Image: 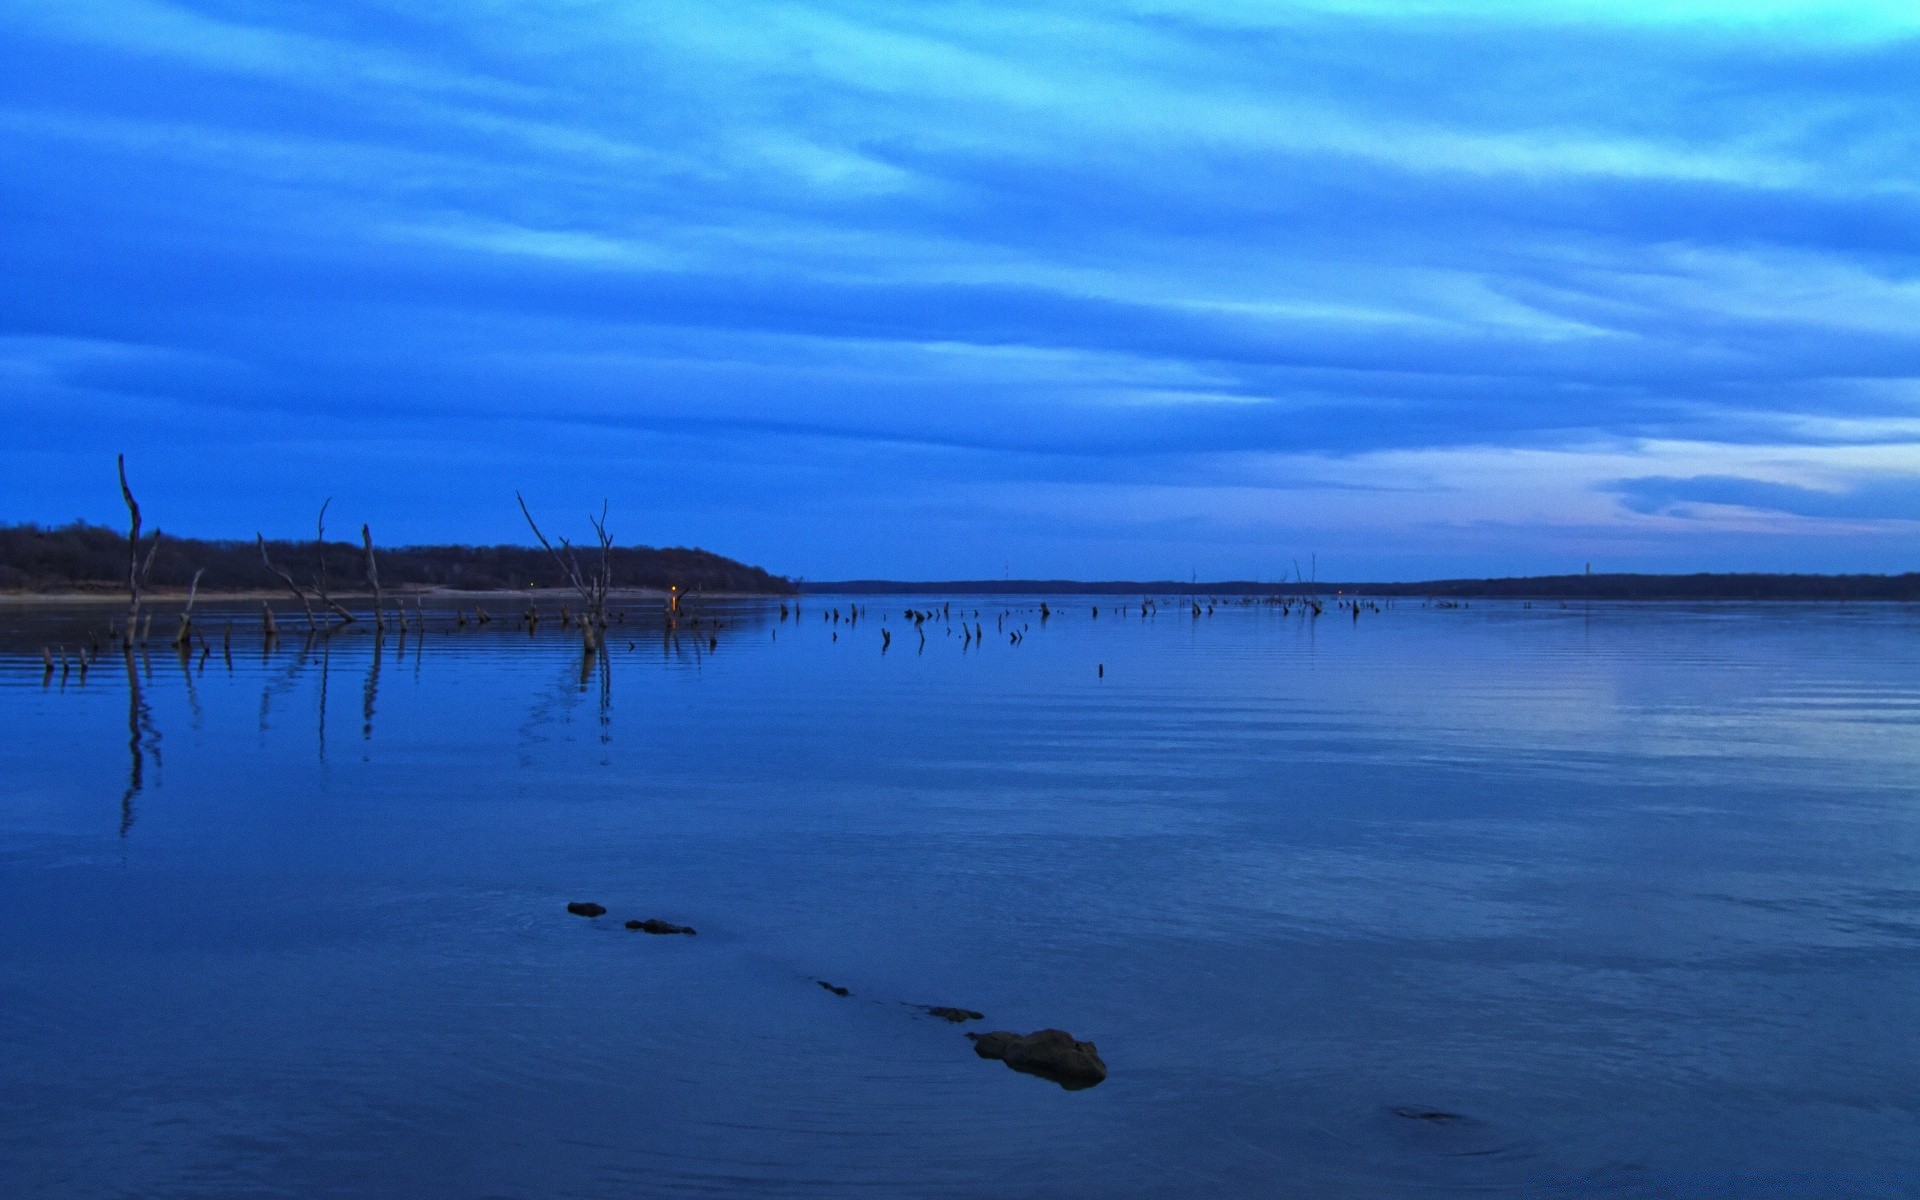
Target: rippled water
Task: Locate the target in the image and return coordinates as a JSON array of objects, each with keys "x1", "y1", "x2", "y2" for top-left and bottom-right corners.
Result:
[{"x1": 3, "y1": 596, "x2": 1918, "y2": 1199}]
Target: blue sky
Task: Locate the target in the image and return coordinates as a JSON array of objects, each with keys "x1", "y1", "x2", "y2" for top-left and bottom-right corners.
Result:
[{"x1": 3, "y1": 0, "x2": 1917, "y2": 580}]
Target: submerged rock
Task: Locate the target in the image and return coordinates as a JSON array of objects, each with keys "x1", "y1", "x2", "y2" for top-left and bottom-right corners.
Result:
[
  {"x1": 625, "y1": 919, "x2": 696, "y2": 935},
  {"x1": 817, "y1": 981, "x2": 850, "y2": 997},
  {"x1": 967, "y1": 1029, "x2": 1106, "y2": 1090},
  {"x1": 566, "y1": 901, "x2": 607, "y2": 918},
  {"x1": 923, "y1": 1006, "x2": 985, "y2": 1023}
]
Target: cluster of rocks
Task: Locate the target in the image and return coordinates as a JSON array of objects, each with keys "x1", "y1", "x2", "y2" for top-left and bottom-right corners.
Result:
[
  {"x1": 564, "y1": 901, "x2": 1104, "y2": 1090},
  {"x1": 923, "y1": 1006, "x2": 984, "y2": 1023},
  {"x1": 567, "y1": 901, "x2": 694, "y2": 935}
]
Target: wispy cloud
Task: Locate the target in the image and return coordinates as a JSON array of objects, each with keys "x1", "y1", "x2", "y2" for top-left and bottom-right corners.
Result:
[
  {"x1": 2, "y1": 0, "x2": 1917, "y2": 574},
  {"x1": 1610, "y1": 473, "x2": 1920, "y2": 521}
]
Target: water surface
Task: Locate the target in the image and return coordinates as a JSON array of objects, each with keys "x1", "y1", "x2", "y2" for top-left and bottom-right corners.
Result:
[{"x1": 3, "y1": 597, "x2": 1918, "y2": 1198}]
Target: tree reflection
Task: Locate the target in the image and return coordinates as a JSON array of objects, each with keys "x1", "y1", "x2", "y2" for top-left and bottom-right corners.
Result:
[
  {"x1": 362, "y1": 631, "x2": 383, "y2": 742},
  {"x1": 120, "y1": 649, "x2": 159, "y2": 838}
]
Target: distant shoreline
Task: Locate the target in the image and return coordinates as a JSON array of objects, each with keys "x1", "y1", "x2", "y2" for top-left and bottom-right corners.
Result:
[
  {"x1": 11, "y1": 574, "x2": 1920, "y2": 604},
  {"x1": 0, "y1": 587, "x2": 751, "y2": 606},
  {"x1": 0, "y1": 522, "x2": 797, "y2": 597},
  {"x1": 803, "y1": 573, "x2": 1920, "y2": 602}
]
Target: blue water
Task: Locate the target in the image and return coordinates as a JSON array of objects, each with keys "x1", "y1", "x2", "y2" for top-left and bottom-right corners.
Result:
[{"x1": 3, "y1": 597, "x2": 1918, "y2": 1199}]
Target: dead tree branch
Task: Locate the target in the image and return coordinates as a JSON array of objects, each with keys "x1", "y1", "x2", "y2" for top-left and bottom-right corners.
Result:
[
  {"x1": 517, "y1": 492, "x2": 612, "y2": 650},
  {"x1": 586, "y1": 501, "x2": 613, "y2": 622},
  {"x1": 313, "y1": 500, "x2": 355, "y2": 626},
  {"x1": 116, "y1": 454, "x2": 161, "y2": 649},
  {"x1": 172, "y1": 568, "x2": 205, "y2": 648},
  {"x1": 362, "y1": 524, "x2": 384, "y2": 633},
  {"x1": 259, "y1": 534, "x2": 318, "y2": 632}
]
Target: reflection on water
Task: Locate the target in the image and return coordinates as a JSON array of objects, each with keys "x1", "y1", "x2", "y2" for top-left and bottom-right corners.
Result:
[
  {"x1": 362, "y1": 632, "x2": 382, "y2": 743},
  {"x1": 1, "y1": 596, "x2": 1918, "y2": 1199},
  {"x1": 317, "y1": 634, "x2": 329, "y2": 764},
  {"x1": 119, "y1": 648, "x2": 155, "y2": 838}
]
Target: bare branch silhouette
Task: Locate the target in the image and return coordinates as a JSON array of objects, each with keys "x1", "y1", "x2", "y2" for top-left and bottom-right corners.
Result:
[
  {"x1": 361, "y1": 523, "x2": 384, "y2": 633},
  {"x1": 171, "y1": 567, "x2": 205, "y2": 648},
  {"x1": 259, "y1": 534, "x2": 317, "y2": 632},
  {"x1": 116, "y1": 454, "x2": 161, "y2": 648},
  {"x1": 517, "y1": 492, "x2": 612, "y2": 651},
  {"x1": 313, "y1": 500, "x2": 355, "y2": 626}
]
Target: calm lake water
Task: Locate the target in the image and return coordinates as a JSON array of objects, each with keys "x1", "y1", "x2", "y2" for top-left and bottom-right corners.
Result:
[{"x1": 3, "y1": 596, "x2": 1918, "y2": 1199}]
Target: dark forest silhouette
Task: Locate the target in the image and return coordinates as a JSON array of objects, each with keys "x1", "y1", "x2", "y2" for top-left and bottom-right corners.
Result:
[{"x1": 0, "y1": 521, "x2": 795, "y2": 595}]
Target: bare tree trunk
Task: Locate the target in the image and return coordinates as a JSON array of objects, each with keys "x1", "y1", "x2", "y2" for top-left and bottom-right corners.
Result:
[
  {"x1": 584, "y1": 502, "x2": 612, "y2": 649},
  {"x1": 361, "y1": 524, "x2": 384, "y2": 633},
  {"x1": 118, "y1": 455, "x2": 141, "y2": 648},
  {"x1": 316, "y1": 499, "x2": 331, "y2": 618},
  {"x1": 172, "y1": 568, "x2": 205, "y2": 648},
  {"x1": 117, "y1": 455, "x2": 161, "y2": 650}
]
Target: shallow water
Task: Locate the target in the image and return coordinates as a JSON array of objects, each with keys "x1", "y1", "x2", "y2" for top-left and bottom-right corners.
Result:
[{"x1": 3, "y1": 597, "x2": 1918, "y2": 1199}]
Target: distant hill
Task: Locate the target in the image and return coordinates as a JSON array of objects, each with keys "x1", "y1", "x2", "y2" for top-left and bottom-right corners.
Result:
[
  {"x1": 0, "y1": 522, "x2": 795, "y2": 595},
  {"x1": 807, "y1": 573, "x2": 1920, "y2": 601}
]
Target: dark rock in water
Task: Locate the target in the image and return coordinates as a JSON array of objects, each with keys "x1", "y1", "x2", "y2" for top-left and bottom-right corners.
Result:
[
  {"x1": 566, "y1": 902, "x2": 607, "y2": 918},
  {"x1": 817, "y1": 981, "x2": 850, "y2": 996},
  {"x1": 625, "y1": 919, "x2": 696, "y2": 935},
  {"x1": 924, "y1": 1006, "x2": 985, "y2": 1023},
  {"x1": 1392, "y1": 1107, "x2": 1464, "y2": 1122},
  {"x1": 967, "y1": 1029, "x2": 1106, "y2": 1090}
]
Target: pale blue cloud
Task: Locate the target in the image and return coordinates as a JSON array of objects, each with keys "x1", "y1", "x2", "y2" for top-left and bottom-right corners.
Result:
[{"x1": 1611, "y1": 474, "x2": 1920, "y2": 521}]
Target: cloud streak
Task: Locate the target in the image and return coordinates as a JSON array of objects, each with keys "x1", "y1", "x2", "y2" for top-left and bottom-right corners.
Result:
[
  {"x1": 1611, "y1": 474, "x2": 1920, "y2": 521},
  {"x1": 2, "y1": 0, "x2": 1917, "y2": 575}
]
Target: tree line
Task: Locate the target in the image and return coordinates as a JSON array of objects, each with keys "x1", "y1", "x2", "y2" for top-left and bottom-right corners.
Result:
[{"x1": 0, "y1": 521, "x2": 795, "y2": 596}]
